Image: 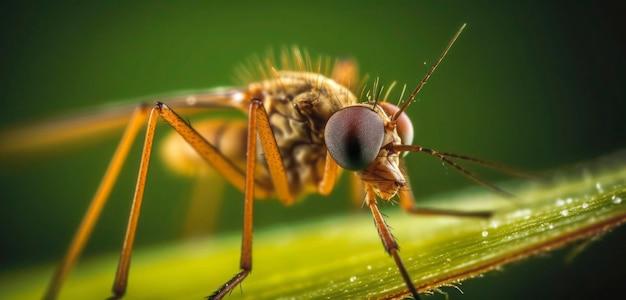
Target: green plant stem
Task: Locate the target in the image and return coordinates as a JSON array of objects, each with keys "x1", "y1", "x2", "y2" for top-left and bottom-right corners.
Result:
[{"x1": 1, "y1": 158, "x2": 625, "y2": 299}]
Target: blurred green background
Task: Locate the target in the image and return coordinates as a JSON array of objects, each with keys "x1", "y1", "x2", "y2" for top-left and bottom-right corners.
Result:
[{"x1": 0, "y1": 1, "x2": 624, "y2": 299}]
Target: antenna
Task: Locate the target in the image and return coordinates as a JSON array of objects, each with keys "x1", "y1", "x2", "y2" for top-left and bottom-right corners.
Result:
[{"x1": 392, "y1": 23, "x2": 467, "y2": 121}]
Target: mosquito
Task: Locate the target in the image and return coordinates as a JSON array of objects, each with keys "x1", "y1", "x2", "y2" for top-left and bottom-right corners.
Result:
[{"x1": 3, "y1": 23, "x2": 532, "y2": 300}]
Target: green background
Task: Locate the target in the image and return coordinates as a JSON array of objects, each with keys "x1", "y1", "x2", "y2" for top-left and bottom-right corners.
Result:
[{"x1": 1, "y1": 1, "x2": 624, "y2": 299}]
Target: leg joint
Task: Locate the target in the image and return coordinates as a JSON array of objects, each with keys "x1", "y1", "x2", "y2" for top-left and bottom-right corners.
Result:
[
  {"x1": 383, "y1": 240, "x2": 399, "y2": 254},
  {"x1": 240, "y1": 263, "x2": 252, "y2": 272},
  {"x1": 250, "y1": 97, "x2": 263, "y2": 106}
]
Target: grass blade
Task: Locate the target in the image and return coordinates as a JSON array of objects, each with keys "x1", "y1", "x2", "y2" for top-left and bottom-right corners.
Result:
[{"x1": 1, "y1": 154, "x2": 625, "y2": 299}]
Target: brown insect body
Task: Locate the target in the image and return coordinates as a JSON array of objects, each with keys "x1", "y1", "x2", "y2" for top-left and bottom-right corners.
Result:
[
  {"x1": 162, "y1": 71, "x2": 407, "y2": 202},
  {"x1": 9, "y1": 24, "x2": 523, "y2": 300}
]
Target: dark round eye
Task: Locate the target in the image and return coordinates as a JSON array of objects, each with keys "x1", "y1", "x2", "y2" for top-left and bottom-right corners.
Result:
[
  {"x1": 380, "y1": 102, "x2": 414, "y2": 145},
  {"x1": 324, "y1": 106, "x2": 385, "y2": 170}
]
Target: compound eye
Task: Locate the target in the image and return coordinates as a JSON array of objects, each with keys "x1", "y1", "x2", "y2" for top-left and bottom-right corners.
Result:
[
  {"x1": 324, "y1": 106, "x2": 385, "y2": 170},
  {"x1": 380, "y1": 102, "x2": 414, "y2": 145}
]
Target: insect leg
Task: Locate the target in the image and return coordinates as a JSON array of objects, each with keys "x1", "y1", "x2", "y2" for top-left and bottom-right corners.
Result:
[
  {"x1": 110, "y1": 102, "x2": 269, "y2": 298},
  {"x1": 254, "y1": 100, "x2": 294, "y2": 205},
  {"x1": 162, "y1": 105, "x2": 272, "y2": 196},
  {"x1": 43, "y1": 105, "x2": 148, "y2": 300},
  {"x1": 318, "y1": 151, "x2": 339, "y2": 195},
  {"x1": 110, "y1": 105, "x2": 159, "y2": 298},
  {"x1": 208, "y1": 98, "x2": 262, "y2": 300},
  {"x1": 366, "y1": 186, "x2": 421, "y2": 300}
]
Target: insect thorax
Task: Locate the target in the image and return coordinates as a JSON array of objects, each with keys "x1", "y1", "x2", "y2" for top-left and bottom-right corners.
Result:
[{"x1": 249, "y1": 71, "x2": 356, "y2": 197}]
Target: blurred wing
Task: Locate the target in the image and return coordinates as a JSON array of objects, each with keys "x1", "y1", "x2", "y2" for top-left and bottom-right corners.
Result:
[{"x1": 0, "y1": 87, "x2": 246, "y2": 155}]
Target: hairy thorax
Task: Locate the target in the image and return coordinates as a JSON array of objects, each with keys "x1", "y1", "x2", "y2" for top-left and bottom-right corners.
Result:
[
  {"x1": 162, "y1": 72, "x2": 356, "y2": 200},
  {"x1": 249, "y1": 71, "x2": 356, "y2": 197}
]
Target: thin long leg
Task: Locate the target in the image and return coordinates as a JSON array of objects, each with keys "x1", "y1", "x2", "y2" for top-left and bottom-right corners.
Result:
[
  {"x1": 318, "y1": 151, "x2": 339, "y2": 195},
  {"x1": 110, "y1": 101, "x2": 268, "y2": 298},
  {"x1": 161, "y1": 104, "x2": 267, "y2": 196},
  {"x1": 253, "y1": 101, "x2": 293, "y2": 204},
  {"x1": 208, "y1": 99, "x2": 261, "y2": 300},
  {"x1": 111, "y1": 105, "x2": 160, "y2": 297},
  {"x1": 366, "y1": 186, "x2": 420, "y2": 300},
  {"x1": 43, "y1": 105, "x2": 147, "y2": 300}
]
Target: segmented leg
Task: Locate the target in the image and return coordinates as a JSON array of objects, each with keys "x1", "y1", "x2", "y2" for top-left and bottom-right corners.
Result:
[
  {"x1": 253, "y1": 99, "x2": 293, "y2": 205},
  {"x1": 318, "y1": 151, "x2": 339, "y2": 195},
  {"x1": 110, "y1": 106, "x2": 160, "y2": 297},
  {"x1": 366, "y1": 186, "x2": 421, "y2": 300},
  {"x1": 109, "y1": 101, "x2": 280, "y2": 298},
  {"x1": 209, "y1": 97, "x2": 294, "y2": 298},
  {"x1": 43, "y1": 91, "x2": 259, "y2": 300},
  {"x1": 44, "y1": 105, "x2": 148, "y2": 300},
  {"x1": 207, "y1": 99, "x2": 259, "y2": 299}
]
